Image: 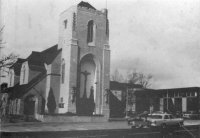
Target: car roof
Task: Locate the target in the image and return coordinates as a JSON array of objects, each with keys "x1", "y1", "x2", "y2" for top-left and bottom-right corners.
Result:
[{"x1": 151, "y1": 113, "x2": 171, "y2": 116}]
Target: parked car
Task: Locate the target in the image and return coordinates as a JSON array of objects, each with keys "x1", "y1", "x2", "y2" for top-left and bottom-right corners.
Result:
[
  {"x1": 175, "y1": 111, "x2": 183, "y2": 118},
  {"x1": 127, "y1": 116, "x2": 150, "y2": 128},
  {"x1": 148, "y1": 113, "x2": 184, "y2": 128},
  {"x1": 127, "y1": 111, "x2": 150, "y2": 128},
  {"x1": 183, "y1": 111, "x2": 200, "y2": 120}
]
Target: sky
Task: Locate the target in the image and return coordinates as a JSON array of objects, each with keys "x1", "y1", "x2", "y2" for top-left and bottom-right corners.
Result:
[{"x1": 1, "y1": 0, "x2": 200, "y2": 89}]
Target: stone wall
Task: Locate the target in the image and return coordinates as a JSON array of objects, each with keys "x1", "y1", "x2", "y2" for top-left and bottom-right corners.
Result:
[{"x1": 49, "y1": 52, "x2": 61, "y2": 113}]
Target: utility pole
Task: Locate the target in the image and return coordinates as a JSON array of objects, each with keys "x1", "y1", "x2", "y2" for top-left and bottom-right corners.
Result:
[{"x1": 125, "y1": 87, "x2": 129, "y2": 118}]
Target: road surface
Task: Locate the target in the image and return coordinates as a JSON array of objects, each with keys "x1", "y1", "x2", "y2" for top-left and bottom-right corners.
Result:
[{"x1": 1, "y1": 120, "x2": 200, "y2": 132}]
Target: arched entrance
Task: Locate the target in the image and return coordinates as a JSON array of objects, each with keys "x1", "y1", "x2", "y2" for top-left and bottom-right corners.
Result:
[
  {"x1": 77, "y1": 54, "x2": 99, "y2": 115},
  {"x1": 24, "y1": 95, "x2": 35, "y2": 115}
]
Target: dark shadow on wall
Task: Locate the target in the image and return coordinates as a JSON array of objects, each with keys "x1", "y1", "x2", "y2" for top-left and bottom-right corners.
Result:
[
  {"x1": 41, "y1": 97, "x2": 46, "y2": 114},
  {"x1": 47, "y1": 88, "x2": 56, "y2": 114},
  {"x1": 24, "y1": 95, "x2": 35, "y2": 115},
  {"x1": 76, "y1": 87, "x2": 95, "y2": 116},
  {"x1": 109, "y1": 92, "x2": 125, "y2": 118}
]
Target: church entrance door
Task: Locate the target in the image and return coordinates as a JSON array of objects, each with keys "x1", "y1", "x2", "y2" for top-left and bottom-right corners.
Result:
[{"x1": 24, "y1": 95, "x2": 35, "y2": 115}]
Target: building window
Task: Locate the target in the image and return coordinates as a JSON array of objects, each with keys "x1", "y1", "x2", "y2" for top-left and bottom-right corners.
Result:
[
  {"x1": 23, "y1": 66, "x2": 26, "y2": 84},
  {"x1": 87, "y1": 20, "x2": 94, "y2": 43},
  {"x1": 59, "y1": 97, "x2": 64, "y2": 108},
  {"x1": 9, "y1": 71, "x2": 13, "y2": 87},
  {"x1": 60, "y1": 97, "x2": 63, "y2": 103},
  {"x1": 64, "y1": 19, "x2": 67, "y2": 29},
  {"x1": 73, "y1": 12, "x2": 76, "y2": 31},
  {"x1": 191, "y1": 92, "x2": 195, "y2": 97},
  {"x1": 174, "y1": 92, "x2": 178, "y2": 97},
  {"x1": 61, "y1": 59, "x2": 65, "y2": 83},
  {"x1": 168, "y1": 92, "x2": 173, "y2": 98},
  {"x1": 106, "y1": 19, "x2": 109, "y2": 37},
  {"x1": 59, "y1": 103, "x2": 64, "y2": 108}
]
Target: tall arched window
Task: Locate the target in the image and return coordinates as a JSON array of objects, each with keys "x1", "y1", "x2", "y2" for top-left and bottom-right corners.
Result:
[
  {"x1": 9, "y1": 71, "x2": 13, "y2": 87},
  {"x1": 73, "y1": 12, "x2": 76, "y2": 31},
  {"x1": 61, "y1": 59, "x2": 65, "y2": 83},
  {"x1": 87, "y1": 20, "x2": 94, "y2": 43},
  {"x1": 23, "y1": 66, "x2": 26, "y2": 84}
]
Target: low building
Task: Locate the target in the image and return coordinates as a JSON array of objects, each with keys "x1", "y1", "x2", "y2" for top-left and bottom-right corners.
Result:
[
  {"x1": 133, "y1": 87, "x2": 200, "y2": 114},
  {"x1": 110, "y1": 82, "x2": 200, "y2": 117},
  {"x1": 155, "y1": 87, "x2": 200, "y2": 113},
  {"x1": 109, "y1": 81, "x2": 143, "y2": 118}
]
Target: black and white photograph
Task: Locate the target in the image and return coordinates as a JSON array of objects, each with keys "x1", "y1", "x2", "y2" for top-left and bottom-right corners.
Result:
[{"x1": 1, "y1": 0, "x2": 200, "y2": 137}]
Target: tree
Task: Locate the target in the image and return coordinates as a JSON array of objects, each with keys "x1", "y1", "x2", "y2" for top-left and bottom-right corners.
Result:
[
  {"x1": 47, "y1": 88, "x2": 56, "y2": 114},
  {"x1": 137, "y1": 73, "x2": 153, "y2": 88},
  {"x1": 111, "y1": 69, "x2": 124, "y2": 82},
  {"x1": 111, "y1": 68, "x2": 153, "y2": 88},
  {"x1": 0, "y1": 53, "x2": 18, "y2": 68},
  {"x1": 126, "y1": 69, "x2": 153, "y2": 88},
  {"x1": 0, "y1": 53, "x2": 18, "y2": 86},
  {"x1": 127, "y1": 69, "x2": 139, "y2": 84}
]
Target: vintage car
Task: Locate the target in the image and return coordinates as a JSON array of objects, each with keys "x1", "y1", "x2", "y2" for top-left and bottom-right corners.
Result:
[
  {"x1": 183, "y1": 111, "x2": 200, "y2": 120},
  {"x1": 127, "y1": 116, "x2": 150, "y2": 128},
  {"x1": 148, "y1": 113, "x2": 184, "y2": 128},
  {"x1": 127, "y1": 111, "x2": 151, "y2": 128}
]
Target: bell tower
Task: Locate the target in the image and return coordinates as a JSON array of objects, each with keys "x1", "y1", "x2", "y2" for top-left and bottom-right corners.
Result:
[{"x1": 58, "y1": 1, "x2": 110, "y2": 117}]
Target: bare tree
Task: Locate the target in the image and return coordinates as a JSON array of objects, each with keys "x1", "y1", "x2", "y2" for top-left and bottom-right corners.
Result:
[
  {"x1": 111, "y1": 68, "x2": 153, "y2": 88},
  {"x1": 0, "y1": 53, "x2": 18, "y2": 68},
  {"x1": 127, "y1": 69, "x2": 139, "y2": 84},
  {"x1": 111, "y1": 69, "x2": 124, "y2": 82},
  {"x1": 126, "y1": 69, "x2": 153, "y2": 88},
  {"x1": 137, "y1": 73, "x2": 153, "y2": 88}
]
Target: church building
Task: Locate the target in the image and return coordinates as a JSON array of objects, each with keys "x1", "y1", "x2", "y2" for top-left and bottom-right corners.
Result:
[{"x1": 1, "y1": 1, "x2": 110, "y2": 119}]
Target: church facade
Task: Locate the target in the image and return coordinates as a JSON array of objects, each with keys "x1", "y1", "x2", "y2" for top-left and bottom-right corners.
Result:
[
  {"x1": 58, "y1": 2, "x2": 110, "y2": 115},
  {"x1": 1, "y1": 2, "x2": 110, "y2": 118}
]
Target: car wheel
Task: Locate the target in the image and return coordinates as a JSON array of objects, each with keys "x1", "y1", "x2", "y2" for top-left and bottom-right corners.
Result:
[
  {"x1": 179, "y1": 122, "x2": 183, "y2": 127},
  {"x1": 131, "y1": 126, "x2": 136, "y2": 129},
  {"x1": 161, "y1": 123, "x2": 167, "y2": 129}
]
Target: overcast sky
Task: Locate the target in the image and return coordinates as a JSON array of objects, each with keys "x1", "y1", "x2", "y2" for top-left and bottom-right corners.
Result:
[{"x1": 1, "y1": 0, "x2": 200, "y2": 89}]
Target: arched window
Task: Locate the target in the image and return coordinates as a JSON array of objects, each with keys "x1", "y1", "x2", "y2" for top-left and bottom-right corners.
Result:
[
  {"x1": 23, "y1": 66, "x2": 26, "y2": 84},
  {"x1": 61, "y1": 59, "x2": 65, "y2": 83},
  {"x1": 64, "y1": 19, "x2": 67, "y2": 29},
  {"x1": 73, "y1": 12, "x2": 76, "y2": 31},
  {"x1": 9, "y1": 71, "x2": 13, "y2": 87},
  {"x1": 87, "y1": 20, "x2": 95, "y2": 43}
]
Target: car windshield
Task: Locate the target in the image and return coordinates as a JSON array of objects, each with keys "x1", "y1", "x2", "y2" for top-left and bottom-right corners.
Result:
[{"x1": 149, "y1": 115, "x2": 162, "y2": 119}]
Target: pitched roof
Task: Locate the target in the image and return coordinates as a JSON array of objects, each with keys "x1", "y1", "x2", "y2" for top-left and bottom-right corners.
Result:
[
  {"x1": 5, "y1": 45, "x2": 60, "y2": 98},
  {"x1": 78, "y1": 1, "x2": 96, "y2": 10},
  {"x1": 41, "y1": 45, "x2": 61, "y2": 65},
  {"x1": 10, "y1": 58, "x2": 26, "y2": 76},
  {"x1": 26, "y1": 44, "x2": 61, "y2": 70},
  {"x1": 27, "y1": 51, "x2": 44, "y2": 66},
  {"x1": 7, "y1": 70, "x2": 46, "y2": 99}
]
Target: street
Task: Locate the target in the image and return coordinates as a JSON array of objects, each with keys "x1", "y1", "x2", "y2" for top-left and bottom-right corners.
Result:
[{"x1": 1, "y1": 120, "x2": 200, "y2": 132}]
